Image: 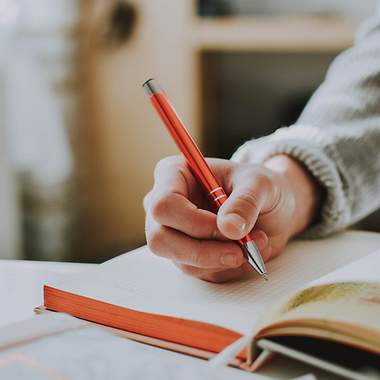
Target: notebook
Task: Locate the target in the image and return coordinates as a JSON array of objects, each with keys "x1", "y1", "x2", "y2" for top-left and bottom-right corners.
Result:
[{"x1": 42, "y1": 231, "x2": 380, "y2": 375}]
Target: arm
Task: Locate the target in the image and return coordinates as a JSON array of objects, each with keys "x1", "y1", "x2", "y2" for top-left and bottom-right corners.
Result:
[{"x1": 232, "y1": 13, "x2": 380, "y2": 237}]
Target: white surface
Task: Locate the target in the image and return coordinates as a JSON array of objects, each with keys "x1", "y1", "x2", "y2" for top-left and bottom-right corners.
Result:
[
  {"x1": 0, "y1": 260, "x2": 93, "y2": 327},
  {"x1": 47, "y1": 231, "x2": 380, "y2": 334}
]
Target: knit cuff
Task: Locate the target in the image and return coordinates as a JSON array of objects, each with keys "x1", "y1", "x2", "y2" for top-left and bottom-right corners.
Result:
[{"x1": 231, "y1": 126, "x2": 350, "y2": 238}]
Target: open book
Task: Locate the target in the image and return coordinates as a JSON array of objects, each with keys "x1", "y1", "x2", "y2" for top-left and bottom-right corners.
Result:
[{"x1": 43, "y1": 231, "x2": 380, "y2": 377}]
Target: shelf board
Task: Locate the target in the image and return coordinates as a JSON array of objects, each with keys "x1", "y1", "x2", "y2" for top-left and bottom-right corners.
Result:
[{"x1": 191, "y1": 16, "x2": 358, "y2": 52}]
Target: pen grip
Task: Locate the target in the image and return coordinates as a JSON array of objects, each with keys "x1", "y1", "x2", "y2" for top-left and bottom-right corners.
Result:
[{"x1": 208, "y1": 186, "x2": 228, "y2": 209}]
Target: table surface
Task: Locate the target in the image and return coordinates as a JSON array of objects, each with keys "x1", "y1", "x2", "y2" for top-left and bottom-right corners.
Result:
[{"x1": 0, "y1": 258, "x2": 351, "y2": 379}]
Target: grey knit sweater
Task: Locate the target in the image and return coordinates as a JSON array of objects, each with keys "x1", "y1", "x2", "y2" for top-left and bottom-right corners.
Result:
[{"x1": 232, "y1": 12, "x2": 380, "y2": 237}]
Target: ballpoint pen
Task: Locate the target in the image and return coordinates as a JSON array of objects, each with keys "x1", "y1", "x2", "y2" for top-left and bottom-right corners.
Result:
[{"x1": 143, "y1": 78, "x2": 268, "y2": 280}]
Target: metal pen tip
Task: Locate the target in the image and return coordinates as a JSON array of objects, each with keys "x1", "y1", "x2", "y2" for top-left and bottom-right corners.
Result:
[
  {"x1": 262, "y1": 273, "x2": 269, "y2": 281},
  {"x1": 142, "y1": 78, "x2": 163, "y2": 96},
  {"x1": 242, "y1": 240, "x2": 268, "y2": 279}
]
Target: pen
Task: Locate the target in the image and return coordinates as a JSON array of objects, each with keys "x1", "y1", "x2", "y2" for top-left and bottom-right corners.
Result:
[{"x1": 143, "y1": 78, "x2": 268, "y2": 280}]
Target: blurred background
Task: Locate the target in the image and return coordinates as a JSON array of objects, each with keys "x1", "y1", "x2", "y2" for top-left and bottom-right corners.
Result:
[{"x1": 0, "y1": 0, "x2": 378, "y2": 263}]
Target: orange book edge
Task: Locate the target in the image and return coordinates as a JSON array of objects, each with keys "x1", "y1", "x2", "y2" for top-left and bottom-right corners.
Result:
[{"x1": 44, "y1": 285, "x2": 247, "y2": 362}]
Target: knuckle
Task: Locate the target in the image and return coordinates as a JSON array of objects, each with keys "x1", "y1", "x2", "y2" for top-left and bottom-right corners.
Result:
[
  {"x1": 189, "y1": 241, "x2": 223, "y2": 268},
  {"x1": 146, "y1": 226, "x2": 166, "y2": 254},
  {"x1": 151, "y1": 194, "x2": 172, "y2": 221},
  {"x1": 187, "y1": 217, "x2": 214, "y2": 239},
  {"x1": 189, "y1": 248, "x2": 204, "y2": 268},
  {"x1": 187, "y1": 222, "x2": 200, "y2": 238},
  {"x1": 255, "y1": 172, "x2": 272, "y2": 192},
  {"x1": 210, "y1": 226, "x2": 221, "y2": 240},
  {"x1": 179, "y1": 264, "x2": 198, "y2": 277},
  {"x1": 200, "y1": 272, "x2": 224, "y2": 283},
  {"x1": 234, "y1": 192, "x2": 260, "y2": 213}
]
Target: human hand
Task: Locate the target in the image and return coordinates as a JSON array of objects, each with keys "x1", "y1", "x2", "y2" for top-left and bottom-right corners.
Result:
[{"x1": 144, "y1": 154, "x2": 320, "y2": 282}]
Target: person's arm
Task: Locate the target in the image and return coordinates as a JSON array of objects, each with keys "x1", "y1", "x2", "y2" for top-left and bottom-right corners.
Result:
[{"x1": 232, "y1": 12, "x2": 380, "y2": 237}]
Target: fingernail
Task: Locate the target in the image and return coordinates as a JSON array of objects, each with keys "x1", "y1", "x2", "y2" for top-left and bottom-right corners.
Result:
[
  {"x1": 254, "y1": 235, "x2": 268, "y2": 251},
  {"x1": 224, "y1": 213, "x2": 246, "y2": 233},
  {"x1": 221, "y1": 253, "x2": 238, "y2": 267}
]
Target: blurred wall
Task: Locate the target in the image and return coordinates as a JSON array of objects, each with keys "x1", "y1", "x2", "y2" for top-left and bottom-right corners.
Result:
[
  {"x1": 0, "y1": 125, "x2": 20, "y2": 259},
  {"x1": 73, "y1": 0, "x2": 197, "y2": 261}
]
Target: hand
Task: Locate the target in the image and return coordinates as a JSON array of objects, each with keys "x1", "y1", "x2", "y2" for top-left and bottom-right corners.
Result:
[{"x1": 144, "y1": 154, "x2": 321, "y2": 282}]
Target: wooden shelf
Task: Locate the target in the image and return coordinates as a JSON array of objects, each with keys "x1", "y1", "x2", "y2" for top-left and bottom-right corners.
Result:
[{"x1": 191, "y1": 16, "x2": 358, "y2": 52}]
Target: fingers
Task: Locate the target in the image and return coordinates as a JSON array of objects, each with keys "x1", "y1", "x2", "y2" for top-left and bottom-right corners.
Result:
[
  {"x1": 217, "y1": 169, "x2": 279, "y2": 240},
  {"x1": 176, "y1": 262, "x2": 253, "y2": 283},
  {"x1": 145, "y1": 190, "x2": 225, "y2": 240},
  {"x1": 146, "y1": 212, "x2": 270, "y2": 269},
  {"x1": 146, "y1": 216, "x2": 245, "y2": 269},
  {"x1": 145, "y1": 156, "x2": 227, "y2": 240},
  {"x1": 175, "y1": 231, "x2": 286, "y2": 283}
]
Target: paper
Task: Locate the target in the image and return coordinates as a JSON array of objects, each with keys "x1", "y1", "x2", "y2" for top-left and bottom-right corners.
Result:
[
  {"x1": 46, "y1": 231, "x2": 380, "y2": 335},
  {"x1": 268, "y1": 251, "x2": 380, "y2": 334},
  {"x1": 310, "y1": 250, "x2": 380, "y2": 286}
]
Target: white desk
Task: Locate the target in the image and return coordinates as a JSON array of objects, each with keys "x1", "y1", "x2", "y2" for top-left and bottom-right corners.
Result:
[
  {"x1": 0, "y1": 259, "x2": 351, "y2": 379},
  {"x1": 0, "y1": 260, "x2": 94, "y2": 328}
]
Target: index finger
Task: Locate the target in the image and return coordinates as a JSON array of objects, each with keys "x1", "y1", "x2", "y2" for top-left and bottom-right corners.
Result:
[{"x1": 147, "y1": 156, "x2": 225, "y2": 240}]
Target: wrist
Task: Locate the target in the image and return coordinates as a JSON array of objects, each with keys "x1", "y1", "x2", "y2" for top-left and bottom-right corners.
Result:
[{"x1": 264, "y1": 154, "x2": 322, "y2": 237}]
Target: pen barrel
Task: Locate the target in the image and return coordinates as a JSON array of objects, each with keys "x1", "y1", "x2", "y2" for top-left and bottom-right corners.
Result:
[
  {"x1": 208, "y1": 186, "x2": 228, "y2": 208},
  {"x1": 144, "y1": 79, "x2": 266, "y2": 277},
  {"x1": 148, "y1": 90, "x2": 222, "y2": 196}
]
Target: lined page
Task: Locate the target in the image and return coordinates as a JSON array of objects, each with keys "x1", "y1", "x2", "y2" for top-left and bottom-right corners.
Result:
[
  {"x1": 310, "y1": 249, "x2": 380, "y2": 286},
  {"x1": 46, "y1": 231, "x2": 380, "y2": 335}
]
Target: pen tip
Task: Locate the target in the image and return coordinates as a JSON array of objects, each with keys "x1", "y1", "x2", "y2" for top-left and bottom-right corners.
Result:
[
  {"x1": 262, "y1": 273, "x2": 269, "y2": 281},
  {"x1": 142, "y1": 78, "x2": 154, "y2": 87}
]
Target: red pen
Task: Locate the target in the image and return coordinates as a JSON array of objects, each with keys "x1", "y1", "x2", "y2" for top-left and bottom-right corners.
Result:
[{"x1": 143, "y1": 78, "x2": 267, "y2": 279}]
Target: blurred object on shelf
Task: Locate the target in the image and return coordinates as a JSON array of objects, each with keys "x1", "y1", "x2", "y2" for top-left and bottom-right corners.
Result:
[
  {"x1": 198, "y1": 0, "x2": 232, "y2": 16},
  {"x1": 97, "y1": 0, "x2": 138, "y2": 48},
  {"x1": 21, "y1": 175, "x2": 73, "y2": 261},
  {"x1": 197, "y1": 0, "x2": 378, "y2": 19}
]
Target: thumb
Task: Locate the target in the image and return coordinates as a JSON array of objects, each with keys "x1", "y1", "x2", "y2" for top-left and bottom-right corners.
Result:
[{"x1": 217, "y1": 176, "x2": 272, "y2": 240}]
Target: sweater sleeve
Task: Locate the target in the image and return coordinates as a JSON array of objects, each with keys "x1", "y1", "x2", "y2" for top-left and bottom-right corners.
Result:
[{"x1": 231, "y1": 12, "x2": 380, "y2": 238}]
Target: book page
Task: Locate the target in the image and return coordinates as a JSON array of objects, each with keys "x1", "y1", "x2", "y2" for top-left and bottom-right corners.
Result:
[
  {"x1": 270, "y1": 282, "x2": 380, "y2": 338},
  {"x1": 46, "y1": 231, "x2": 380, "y2": 335},
  {"x1": 258, "y1": 252, "x2": 380, "y2": 341},
  {"x1": 310, "y1": 250, "x2": 380, "y2": 285}
]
